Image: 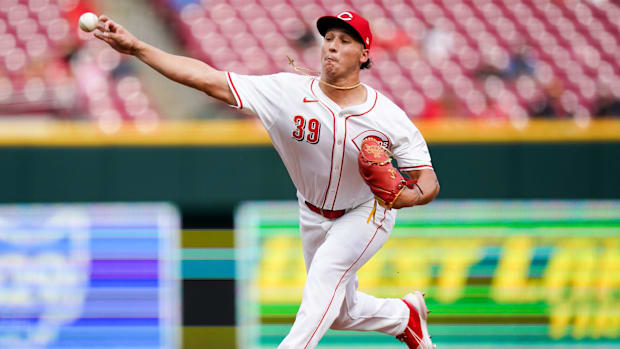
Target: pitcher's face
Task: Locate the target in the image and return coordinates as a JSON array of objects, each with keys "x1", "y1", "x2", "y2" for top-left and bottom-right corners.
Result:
[{"x1": 321, "y1": 28, "x2": 368, "y2": 78}]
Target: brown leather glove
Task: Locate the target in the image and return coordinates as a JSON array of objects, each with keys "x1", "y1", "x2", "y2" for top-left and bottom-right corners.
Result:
[{"x1": 358, "y1": 137, "x2": 409, "y2": 209}]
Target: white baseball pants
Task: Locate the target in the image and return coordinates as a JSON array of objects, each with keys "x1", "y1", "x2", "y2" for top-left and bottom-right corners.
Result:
[{"x1": 277, "y1": 195, "x2": 410, "y2": 349}]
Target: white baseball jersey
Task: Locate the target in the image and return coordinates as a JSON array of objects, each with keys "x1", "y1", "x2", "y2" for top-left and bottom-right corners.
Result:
[{"x1": 226, "y1": 72, "x2": 433, "y2": 211}]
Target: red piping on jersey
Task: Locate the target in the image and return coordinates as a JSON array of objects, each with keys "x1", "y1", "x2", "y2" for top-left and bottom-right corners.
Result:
[
  {"x1": 227, "y1": 72, "x2": 243, "y2": 109},
  {"x1": 347, "y1": 91, "x2": 378, "y2": 118},
  {"x1": 310, "y1": 79, "x2": 337, "y2": 210},
  {"x1": 303, "y1": 209, "x2": 387, "y2": 349},
  {"x1": 330, "y1": 119, "x2": 348, "y2": 210},
  {"x1": 400, "y1": 165, "x2": 433, "y2": 170},
  {"x1": 330, "y1": 91, "x2": 378, "y2": 209}
]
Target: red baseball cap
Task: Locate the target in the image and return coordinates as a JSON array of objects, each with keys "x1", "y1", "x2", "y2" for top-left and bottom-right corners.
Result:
[{"x1": 317, "y1": 11, "x2": 373, "y2": 49}]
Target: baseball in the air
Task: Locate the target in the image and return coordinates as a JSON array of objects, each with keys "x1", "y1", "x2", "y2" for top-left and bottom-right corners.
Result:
[{"x1": 79, "y1": 12, "x2": 98, "y2": 32}]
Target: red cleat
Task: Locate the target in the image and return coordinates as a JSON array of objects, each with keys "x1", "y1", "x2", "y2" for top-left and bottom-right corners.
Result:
[{"x1": 396, "y1": 291, "x2": 435, "y2": 349}]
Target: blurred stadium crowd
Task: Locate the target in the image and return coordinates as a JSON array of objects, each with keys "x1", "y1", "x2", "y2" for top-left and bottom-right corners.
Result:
[
  {"x1": 0, "y1": 0, "x2": 160, "y2": 132},
  {"x1": 1, "y1": 0, "x2": 619, "y2": 125}
]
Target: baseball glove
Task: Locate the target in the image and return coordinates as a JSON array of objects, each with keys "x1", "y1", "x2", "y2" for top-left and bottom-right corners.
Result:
[{"x1": 358, "y1": 137, "x2": 408, "y2": 210}]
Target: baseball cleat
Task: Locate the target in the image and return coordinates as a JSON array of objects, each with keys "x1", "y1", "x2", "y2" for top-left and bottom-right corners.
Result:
[{"x1": 396, "y1": 291, "x2": 435, "y2": 349}]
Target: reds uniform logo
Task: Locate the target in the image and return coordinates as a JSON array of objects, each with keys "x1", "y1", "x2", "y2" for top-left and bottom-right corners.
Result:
[
  {"x1": 337, "y1": 12, "x2": 353, "y2": 21},
  {"x1": 352, "y1": 130, "x2": 391, "y2": 151}
]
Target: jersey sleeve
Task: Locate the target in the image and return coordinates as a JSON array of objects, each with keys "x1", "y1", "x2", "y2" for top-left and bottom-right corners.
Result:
[
  {"x1": 391, "y1": 118, "x2": 433, "y2": 172},
  {"x1": 226, "y1": 72, "x2": 290, "y2": 129}
]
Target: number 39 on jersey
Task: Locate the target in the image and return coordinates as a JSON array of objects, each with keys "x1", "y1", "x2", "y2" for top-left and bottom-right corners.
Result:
[{"x1": 292, "y1": 115, "x2": 321, "y2": 144}]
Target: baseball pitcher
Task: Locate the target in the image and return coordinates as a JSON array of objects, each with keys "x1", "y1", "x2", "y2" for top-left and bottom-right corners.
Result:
[{"x1": 94, "y1": 10, "x2": 439, "y2": 349}]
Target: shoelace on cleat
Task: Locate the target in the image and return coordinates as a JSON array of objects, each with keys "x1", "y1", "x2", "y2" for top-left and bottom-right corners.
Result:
[{"x1": 398, "y1": 326, "x2": 435, "y2": 349}]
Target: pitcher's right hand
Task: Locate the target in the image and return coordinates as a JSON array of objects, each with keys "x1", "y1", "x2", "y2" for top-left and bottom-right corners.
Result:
[{"x1": 94, "y1": 15, "x2": 142, "y2": 56}]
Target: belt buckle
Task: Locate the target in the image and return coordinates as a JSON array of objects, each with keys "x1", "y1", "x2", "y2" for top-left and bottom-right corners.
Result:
[{"x1": 319, "y1": 208, "x2": 325, "y2": 217}]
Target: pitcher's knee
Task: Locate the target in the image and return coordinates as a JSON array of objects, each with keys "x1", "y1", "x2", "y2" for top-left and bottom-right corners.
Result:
[{"x1": 329, "y1": 314, "x2": 351, "y2": 331}]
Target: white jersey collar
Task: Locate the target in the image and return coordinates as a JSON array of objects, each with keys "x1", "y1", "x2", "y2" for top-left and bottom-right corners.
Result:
[{"x1": 310, "y1": 78, "x2": 377, "y2": 116}]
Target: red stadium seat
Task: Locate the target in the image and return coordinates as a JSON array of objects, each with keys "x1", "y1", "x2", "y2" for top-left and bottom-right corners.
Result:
[
  {"x1": 7, "y1": 4, "x2": 28, "y2": 26},
  {"x1": 27, "y1": 0, "x2": 48, "y2": 13},
  {"x1": 37, "y1": 4, "x2": 59, "y2": 26},
  {"x1": 4, "y1": 46, "x2": 27, "y2": 72},
  {"x1": 0, "y1": 0, "x2": 19, "y2": 13},
  {"x1": 24, "y1": 33, "x2": 46, "y2": 57},
  {"x1": 15, "y1": 17, "x2": 37, "y2": 41},
  {"x1": 0, "y1": 32, "x2": 16, "y2": 53}
]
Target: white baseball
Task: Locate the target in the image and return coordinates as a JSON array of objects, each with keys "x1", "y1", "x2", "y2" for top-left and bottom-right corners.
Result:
[{"x1": 79, "y1": 12, "x2": 98, "y2": 32}]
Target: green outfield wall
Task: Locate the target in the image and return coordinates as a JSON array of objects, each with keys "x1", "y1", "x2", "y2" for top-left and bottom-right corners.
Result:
[{"x1": 1, "y1": 143, "x2": 618, "y2": 214}]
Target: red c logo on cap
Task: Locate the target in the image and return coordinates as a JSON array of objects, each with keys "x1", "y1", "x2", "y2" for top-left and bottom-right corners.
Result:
[{"x1": 337, "y1": 11, "x2": 354, "y2": 21}]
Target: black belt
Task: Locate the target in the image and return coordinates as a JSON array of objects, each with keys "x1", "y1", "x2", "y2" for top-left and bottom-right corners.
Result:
[{"x1": 305, "y1": 201, "x2": 346, "y2": 219}]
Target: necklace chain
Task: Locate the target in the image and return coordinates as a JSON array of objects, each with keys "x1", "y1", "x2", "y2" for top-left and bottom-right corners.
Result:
[{"x1": 287, "y1": 56, "x2": 361, "y2": 90}]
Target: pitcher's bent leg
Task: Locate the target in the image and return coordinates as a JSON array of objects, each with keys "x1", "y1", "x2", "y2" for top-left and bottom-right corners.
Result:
[
  {"x1": 278, "y1": 205, "x2": 394, "y2": 349},
  {"x1": 331, "y1": 276, "x2": 409, "y2": 336}
]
